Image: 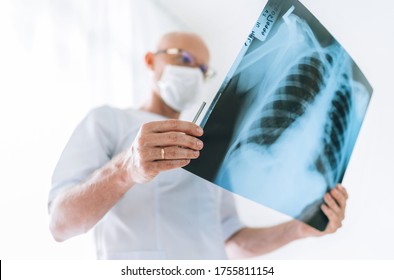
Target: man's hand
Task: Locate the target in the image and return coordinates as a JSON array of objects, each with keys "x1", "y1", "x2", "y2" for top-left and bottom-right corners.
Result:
[
  {"x1": 125, "y1": 119, "x2": 204, "y2": 184},
  {"x1": 226, "y1": 184, "x2": 348, "y2": 259},
  {"x1": 296, "y1": 183, "x2": 348, "y2": 237}
]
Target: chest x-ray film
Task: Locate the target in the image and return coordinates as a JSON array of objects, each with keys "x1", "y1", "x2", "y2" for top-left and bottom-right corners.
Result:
[{"x1": 185, "y1": 0, "x2": 372, "y2": 231}]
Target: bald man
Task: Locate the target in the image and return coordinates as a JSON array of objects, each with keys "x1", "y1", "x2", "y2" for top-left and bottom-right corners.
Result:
[{"x1": 49, "y1": 32, "x2": 348, "y2": 259}]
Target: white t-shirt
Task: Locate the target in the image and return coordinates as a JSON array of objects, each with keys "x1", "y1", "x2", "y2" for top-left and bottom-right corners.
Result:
[{"x1": 50, "y1": 106, "x2": 244, "y2": 259}]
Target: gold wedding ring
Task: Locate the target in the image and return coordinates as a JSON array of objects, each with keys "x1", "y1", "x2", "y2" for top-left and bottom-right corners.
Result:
[{"x1": 161, "y1": 148, "x2": 165, "y2": 160}]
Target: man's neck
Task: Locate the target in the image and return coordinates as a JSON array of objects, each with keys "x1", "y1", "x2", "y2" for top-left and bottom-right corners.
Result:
[{"x1": 140, "y1": 91, "x2": 180, "y2": 119}]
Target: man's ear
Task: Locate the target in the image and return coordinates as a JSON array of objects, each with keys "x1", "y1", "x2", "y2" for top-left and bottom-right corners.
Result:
[{"x1": 145, "y1": 52, "x2": 155, "y2": 71}]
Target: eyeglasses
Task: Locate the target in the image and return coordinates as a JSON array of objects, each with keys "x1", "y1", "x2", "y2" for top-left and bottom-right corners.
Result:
[{"x1": 155, "y1": 48, "x2": 216, "y2": 79}]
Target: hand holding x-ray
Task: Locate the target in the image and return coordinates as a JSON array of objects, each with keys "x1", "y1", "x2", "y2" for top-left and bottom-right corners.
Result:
[
  {"x1": 296, "y1": 184, "x2": 348, "y2": 236},
  {"x1": 126, "y1": 120, "x2": 204, "y2": 184}
]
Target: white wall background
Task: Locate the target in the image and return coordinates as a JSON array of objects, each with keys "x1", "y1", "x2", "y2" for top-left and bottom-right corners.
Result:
[{"x1": 0, "y1": 0, "x2": 393, "y2": 259}]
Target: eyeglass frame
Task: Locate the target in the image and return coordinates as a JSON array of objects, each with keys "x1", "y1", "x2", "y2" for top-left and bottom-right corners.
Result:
[{"x1": 155, "y1": 48, "x2": 216, "y2": 79}]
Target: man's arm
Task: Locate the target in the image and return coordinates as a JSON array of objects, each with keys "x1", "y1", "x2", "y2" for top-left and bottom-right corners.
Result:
[
  {"x1": 49, "y1": 120, "x2": 204, "y2": 242},
  {"x1": 225, "y1": 184, "x2": 348, "y2": 259},
  {"x1": 49, "y1": 152, "x2": 134, "y2": 242}
]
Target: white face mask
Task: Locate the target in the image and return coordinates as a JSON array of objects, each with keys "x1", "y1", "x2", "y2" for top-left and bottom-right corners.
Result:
[{"x1": 157, "y1": 65, "x2": 204, "y2": 112}]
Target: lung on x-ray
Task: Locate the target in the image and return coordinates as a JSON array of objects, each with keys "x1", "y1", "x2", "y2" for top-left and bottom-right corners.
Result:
[{"x1": 185, "y1": 0, "x2": 373, "y2": 231}]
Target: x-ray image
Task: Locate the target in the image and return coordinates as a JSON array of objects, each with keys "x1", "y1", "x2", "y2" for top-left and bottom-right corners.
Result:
[{"x1": 185, "y1": 0, "x2": 372, "y2": 231}]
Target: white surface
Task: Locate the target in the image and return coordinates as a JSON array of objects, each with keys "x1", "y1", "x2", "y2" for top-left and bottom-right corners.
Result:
[{"x1": 0, "y1": 0, "x2": 393, "y2": 259}]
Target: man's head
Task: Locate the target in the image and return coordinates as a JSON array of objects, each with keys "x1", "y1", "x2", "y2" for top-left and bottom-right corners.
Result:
[
  {"x1": 145, "y1": 32, "x2": 210, "y2": 81},
  {"x1": 145, "y1": 32, "x2": 212, "y2": 113}
]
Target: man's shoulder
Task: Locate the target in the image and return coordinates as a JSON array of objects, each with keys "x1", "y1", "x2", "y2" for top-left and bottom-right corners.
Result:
[
  {"x1": 87, "y1": 105, "x2": 127, "y2": 118},
  {"x1": 84, "y1": 105, "x2": 134, "y2": 125},
  {"x1": 84, "y1": 105, "x2": 165, "y2": 130}
]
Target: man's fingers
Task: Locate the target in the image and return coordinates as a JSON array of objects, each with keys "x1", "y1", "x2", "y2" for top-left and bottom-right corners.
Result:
[
  {"x1": 330, "y1": 186, "x2": 347, "y2": 209},
  {"x1": 324, "y1": 193, "x2": 341, "y2": 215},
  {"x1": 337, "y1": 184, "x2": 349, "y2": 200},
  {"x1": 321, "y1": 204, "x2": 342, "y2": 232},
  {"x1": 321, "y1": 184, "x2": 348, "y2": 234},
  {"x1": 143, "y1": 132, "x2": 204, "y2": 150},
  {"x1": 143, "y1": 146, "x2": 200, "y2": 161},
  {"x1": 141, "y1": 120, "x2": 204, "y2": 136}
]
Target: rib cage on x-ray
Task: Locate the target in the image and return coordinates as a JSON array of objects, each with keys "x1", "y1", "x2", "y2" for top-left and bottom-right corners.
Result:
[
  {"x1": 315, "y1": 73, "x2": 353, "y2": 188},
  {"x1": 233, "y1": 46, "x2": 352, "y2": 188},
  {"x1": 241, "y1": 52, "x2": 333, "y2": 146}
]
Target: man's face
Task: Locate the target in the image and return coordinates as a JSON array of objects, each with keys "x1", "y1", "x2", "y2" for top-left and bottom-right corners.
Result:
[{"x1": 149, "y1": 33, "x2": 211, "y2": 81}]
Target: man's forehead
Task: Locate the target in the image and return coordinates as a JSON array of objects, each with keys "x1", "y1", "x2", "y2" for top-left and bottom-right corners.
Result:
[
  {"x1": 157, "y1": 32, "x2": 209, "y2": 62},
  {"x1": 158, "y1": 33, "x2": 200, "y2": 48}
]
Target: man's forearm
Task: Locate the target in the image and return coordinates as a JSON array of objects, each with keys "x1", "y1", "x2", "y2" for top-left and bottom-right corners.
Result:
[
  {"x1": 225, "y1": 221, "x2": 304, "y2": 259},
  {"x1": 49, "y1": 152, "x2": 134, "y2": 242}
]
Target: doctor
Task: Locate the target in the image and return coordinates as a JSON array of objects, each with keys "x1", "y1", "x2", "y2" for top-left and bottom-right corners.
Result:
[{"x1": 49, "y1": 32, "x2": 348, "y2": 259}]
